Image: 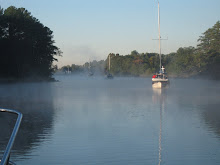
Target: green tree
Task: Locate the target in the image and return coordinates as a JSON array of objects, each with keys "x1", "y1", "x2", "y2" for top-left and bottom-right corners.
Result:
[
  {"x1": 103, "y1": 51, "x2": 160, "y2": 77},
  {"x1": 0, "y1": 6, "x2": 61, "y2": 80},
  {"x1": 197, "y1": 21, "x2": 220, "y2": 78},
  {"x1": 166, "y1": 47, "x2": 196, "y2": 76},
  {"x1": 131, "y1": 50, "x2": 139, "y2": 56}
]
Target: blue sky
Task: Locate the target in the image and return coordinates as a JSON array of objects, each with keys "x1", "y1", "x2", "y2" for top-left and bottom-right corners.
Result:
[{"x1": 1, "y1": 0, "x2": 220, "y2": 67}]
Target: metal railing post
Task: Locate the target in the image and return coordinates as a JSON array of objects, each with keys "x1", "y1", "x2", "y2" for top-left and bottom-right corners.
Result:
[{"x1": 0, "y1": 108, "x2": 23, "y2": 165}]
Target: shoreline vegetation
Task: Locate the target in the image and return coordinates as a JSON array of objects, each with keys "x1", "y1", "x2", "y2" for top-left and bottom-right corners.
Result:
[
  {"x1": 59, "y1": 21, "x2": 220, "y2": 80},
  {"x1": 0, "y1": 6, "x2": 220, "y2": 82}
]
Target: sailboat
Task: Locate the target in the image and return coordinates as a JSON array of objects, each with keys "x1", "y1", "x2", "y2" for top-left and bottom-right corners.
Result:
[
  {"x1": 88, "y1": 62, "x2": 94, "y2": 76},
  {"x1": 152, "y1": 2, "x2": 169, "y2": 88},
  {"x1": 106, "y1": 54, "x2": 113, "y2": 79}
]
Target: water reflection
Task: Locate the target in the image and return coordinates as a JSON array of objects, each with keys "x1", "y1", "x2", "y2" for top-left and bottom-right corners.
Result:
[
  {"x1": 152, "y1": 88, "x2": 168, "y2": 165},
  {"x1": 202, "y1": 104, "x2": 220, "y2": 136},
  {"x1": 169, "y1": 79, "x2": 220, "y2": 139},
  {"x1": 1, "y1": 77, "x2": 220, "y2": 164},
  {"x1": 0, "y1": 82, "x2": 56, "y2": 160}
]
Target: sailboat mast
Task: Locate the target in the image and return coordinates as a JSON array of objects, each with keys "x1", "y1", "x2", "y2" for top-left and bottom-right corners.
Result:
[
  {"x1": 158, "y1": 1, "x2": 161, "y2": 71},
  {"x1": 108, "y1": 55, "x2": 111, "y2": 71}
]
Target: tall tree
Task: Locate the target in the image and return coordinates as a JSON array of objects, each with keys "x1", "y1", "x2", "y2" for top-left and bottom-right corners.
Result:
[
  {"x1": 0, "y1": 6, "x2": 61, "y2": 80},
  {"x1": 197, "y1": 21, "x2": 220, "y2": 78}
]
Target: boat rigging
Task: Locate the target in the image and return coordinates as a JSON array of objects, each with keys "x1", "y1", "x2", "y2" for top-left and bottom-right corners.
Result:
[{"x1": 152, "y1": 1, "x2": 169, "y2": 88}]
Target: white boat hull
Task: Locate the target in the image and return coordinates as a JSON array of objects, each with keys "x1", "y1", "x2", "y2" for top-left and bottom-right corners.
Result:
[
  {"x1": 152, "y1": 80, "x2": 169, "y2": 89},
  {"x1": 152, "y1": 82, "x2": 162, "y2": 88},
  {"x1": 152, "y1": 77, "x2": 168, "y2": 82}
]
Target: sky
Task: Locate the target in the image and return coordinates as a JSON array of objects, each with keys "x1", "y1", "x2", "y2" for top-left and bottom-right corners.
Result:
[{"x1": 1, "y1": 0, "x2": 220, "y2": 67}]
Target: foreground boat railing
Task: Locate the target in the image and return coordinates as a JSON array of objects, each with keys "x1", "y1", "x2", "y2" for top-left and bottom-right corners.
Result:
[{"x1": 0, "y1": 108, "x2": 23, "y2": 165}]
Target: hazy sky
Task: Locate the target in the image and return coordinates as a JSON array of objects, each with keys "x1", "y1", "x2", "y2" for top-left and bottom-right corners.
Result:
[{"x1": 1, "y1": 0, "x2": 220, "y2": 67}]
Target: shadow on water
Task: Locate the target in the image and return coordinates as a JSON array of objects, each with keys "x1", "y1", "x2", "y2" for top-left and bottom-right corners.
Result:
[
  {"x1": 168, "y1": 78, "x2": 220, "y2": 138},
  {"x1": 0, "y1": 82, "x2": 56, "y2": 159},
  {"x1": 202, "y1": 104, "x2": 220, "y2": 137}
]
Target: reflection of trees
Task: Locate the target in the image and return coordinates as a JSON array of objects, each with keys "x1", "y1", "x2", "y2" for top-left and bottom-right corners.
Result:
[
  {"x1": 170, "y1": 81, "x2": 220, "y2": 138},
  {"x1": 0, "y1": 83, "x2": 55, "y2": 157},
  {"x1": 202, "y1": 104, "x2": 220, "y2": 136}
]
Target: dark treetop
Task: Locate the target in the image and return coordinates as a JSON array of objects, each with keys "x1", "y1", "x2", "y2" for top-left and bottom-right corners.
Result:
[{"x1": 0, "y1": 6, "x2": 62, "y2": 81}]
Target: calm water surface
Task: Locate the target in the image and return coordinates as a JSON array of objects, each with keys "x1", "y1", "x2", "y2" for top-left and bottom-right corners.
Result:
[{"x1": 0, "y1": 76, "x2": 220, "y2": 165}]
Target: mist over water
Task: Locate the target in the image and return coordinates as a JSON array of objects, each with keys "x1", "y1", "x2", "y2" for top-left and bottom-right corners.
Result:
[{"x1": 0, "y1": 76, "x2": 220, "y2": 165}]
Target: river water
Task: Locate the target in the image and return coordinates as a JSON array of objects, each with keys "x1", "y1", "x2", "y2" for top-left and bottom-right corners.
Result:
[{"x1": 0, "y1": 75, "x2": 220, "y2": 165}]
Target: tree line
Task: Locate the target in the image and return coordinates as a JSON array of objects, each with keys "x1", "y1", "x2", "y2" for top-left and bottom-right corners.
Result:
[
  {"x1": 166, "y1": 21, "x2": 220, "y2": 79},
  {"x1": 60, "y1": 21, "x2": 220, "y2": 79},
  {"x1": 58, "y1": 60, "x2": 106, "y2": 75},
  {"x1": 1, "y1": 6, "x2": 219, "y2": 80},
  {"x1": 0, "y1": 6, "x2": 61, "y2": 81}
]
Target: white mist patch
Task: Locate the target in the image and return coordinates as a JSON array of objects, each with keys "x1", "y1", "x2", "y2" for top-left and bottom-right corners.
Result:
[{"x1": 55, "y1": 45, "x2": 103, "y2": 67}]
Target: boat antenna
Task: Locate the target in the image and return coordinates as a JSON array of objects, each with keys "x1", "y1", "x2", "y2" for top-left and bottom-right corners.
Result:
[{"x1": 108, "y1": 54, "x2": 111, "y2": 72}]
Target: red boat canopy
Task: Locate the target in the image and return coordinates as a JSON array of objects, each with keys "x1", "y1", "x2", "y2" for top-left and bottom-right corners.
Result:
[{"x1": 152, "y1": 75, "x2": 156, "y2": 78}]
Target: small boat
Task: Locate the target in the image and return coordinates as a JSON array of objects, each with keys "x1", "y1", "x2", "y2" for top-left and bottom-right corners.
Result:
[
  {"x1": 88, "y1": 62, "x2": 94, "y2": 76},
  {"x1": 88, "y1": 71, "x2": 94, "y2": 76},
  {"x1": 105, "y1": 54, "x2": 114, "y2": 79},
  {"x1": 105, "y1": 73, "x2": 113, "y2": 79},
  {"x1": 152, "y1": 1, "x2": 169, "y2": 88}
]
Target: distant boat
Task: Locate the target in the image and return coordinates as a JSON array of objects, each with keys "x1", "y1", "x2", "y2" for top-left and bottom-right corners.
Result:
[
  {"x1": 88, "y1": 62, "x2": 94, "y2": 76},
  {"x1": 106, "y1": 54, "x2": 114, "y2": 79},
  {"x1": 152, "y1": 1, "x2": 169, "y2": 88},
  {"x1": 105, "y1": 73, "x2": 113, "y2": 79},
  {"x1": 65, "y1": 67, "x2": 71, "y2": 74},
  {"x1": 88, "y1": 72, "x2": 94, "y2": 76}
]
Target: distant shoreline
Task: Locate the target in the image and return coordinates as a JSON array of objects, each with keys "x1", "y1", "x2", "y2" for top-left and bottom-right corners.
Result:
[{"x1": 54, "y1": 72, "x2": 220, "y2": 80}]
